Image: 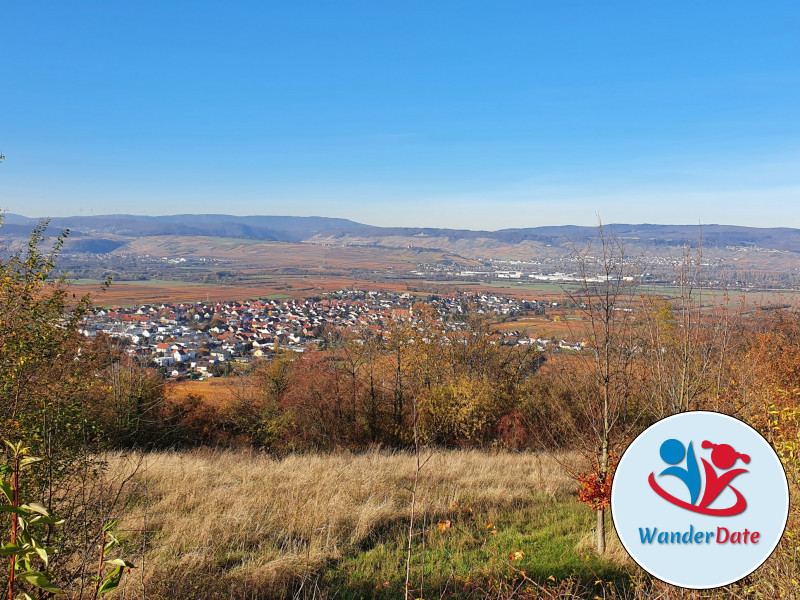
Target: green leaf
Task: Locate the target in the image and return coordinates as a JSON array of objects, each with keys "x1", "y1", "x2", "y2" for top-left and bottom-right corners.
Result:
[
  {"x1": 106, "y1": 558, "x2": 135, "y2": 568},
  {"x1": 0, "y1": 480, "x2": 13, "y2": 503},
  {"x1": 22, "y1": 502, "x2": 50, "y2": 516},
  {"x1": 19, "y1": 456, "x2": 43, "y2": 468},
  {"x1": 103, "y1": 539, "x2": 118, "y2": 555},
  {"x1": 102, "y1": 519, "x2": 118, "y2": 532},
  {"x1": 3, "y1": 440, "x2": 24, "y2": 455},
  {"x1": 18, "y1": 570, "x2": 61, "y2": 594},
  {"x1": 0, "y1": 544, "x2": 22, "y2": 555},
  {"x1": 28, "y1": 515, "x2": 65, "y2": 526},
  {"x1": 34, "y1": 545, "x2": 48, "y2": 566},
  {"x1": 0, "y1": 505, "x2": 28, "y2": 516},
  {"x1": 17, "y1": 529, "x2": 33, "y2": 545},
  {"x1": 98, "y1": 565, "x2": 124, "y2": 594}
]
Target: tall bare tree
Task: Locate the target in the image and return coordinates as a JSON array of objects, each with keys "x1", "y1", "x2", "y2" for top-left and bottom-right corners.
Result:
[
  {"x1": 638, "y1": 231, "x2": 743, "y2": 416},
  {"x1": 541, "y1": 220, "x2": 644, "y2": 554}
]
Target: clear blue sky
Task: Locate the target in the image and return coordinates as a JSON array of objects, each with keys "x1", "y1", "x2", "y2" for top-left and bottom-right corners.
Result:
[{"x1": 1, "y1": 1, "x2": 798, "y2": 229}]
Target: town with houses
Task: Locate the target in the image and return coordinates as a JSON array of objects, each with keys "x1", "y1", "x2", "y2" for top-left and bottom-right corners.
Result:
[{"x1": 78, "y1": 291, "x2": 578, "y2": 379}]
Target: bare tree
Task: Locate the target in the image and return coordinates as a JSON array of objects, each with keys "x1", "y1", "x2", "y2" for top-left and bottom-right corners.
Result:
[
  {"x1": 533, "y1": 219, "x2": 644, "y2": 554},
  {"x1": 639, "y1": 229, "x2": 743, "y2": 416}
]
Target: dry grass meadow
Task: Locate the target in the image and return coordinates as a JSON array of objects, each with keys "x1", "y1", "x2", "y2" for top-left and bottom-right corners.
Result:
[
  {"x1": 94, "y1": 448, "x2": 798, "y2": 600},
  {"x1": 101, "y1": 449, "x2": 640, "y2": 599}
]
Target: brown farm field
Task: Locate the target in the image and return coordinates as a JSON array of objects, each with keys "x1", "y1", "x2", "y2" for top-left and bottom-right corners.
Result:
[
  {"x1": 71, "y1": 275, "x2": 424, "y2": 306},
  {"x1": 72, "y1": 274, "x2": 580, "y2": 308},
  {"x1": 79, "y1": 274, "x2": 800, "y2": 310},
  {"x1": 168, "y1": 377, "x2": 237, "y2": 407},
  {"x1": 491, "y1": 314, "x2": 586, "y2": 337}
]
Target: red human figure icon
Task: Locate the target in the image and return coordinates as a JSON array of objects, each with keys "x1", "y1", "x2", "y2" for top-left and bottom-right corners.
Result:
[{"x1": 698, "y1": 441, "x2": 750, "y2": 511}]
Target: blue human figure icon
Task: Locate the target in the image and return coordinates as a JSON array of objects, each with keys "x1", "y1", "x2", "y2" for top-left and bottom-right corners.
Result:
[{"x1": 658, "y1": 439, "x2": 701, "y2": 505}]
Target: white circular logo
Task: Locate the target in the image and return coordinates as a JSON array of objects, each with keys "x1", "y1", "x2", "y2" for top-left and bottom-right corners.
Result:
[{"x1": 611, "y1": 411, "x2": 789, "y2": 589}]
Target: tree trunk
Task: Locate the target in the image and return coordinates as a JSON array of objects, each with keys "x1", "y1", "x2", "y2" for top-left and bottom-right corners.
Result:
[{"x1": 596, "y1": 508, "x2": 606, "y2": 554}]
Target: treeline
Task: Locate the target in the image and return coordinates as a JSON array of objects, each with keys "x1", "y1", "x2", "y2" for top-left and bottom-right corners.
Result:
[
  {"x1": 160, "y1": 317, "x2": 547, "y2": 451},
  {"x1": 42, "y1": 314, "x2": 544, "y2": 452}
]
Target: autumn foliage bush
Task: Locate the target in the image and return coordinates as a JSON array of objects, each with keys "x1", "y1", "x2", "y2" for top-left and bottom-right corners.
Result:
[{"x1": 158, "y1": 318, "x2": 548, "y2": 452}]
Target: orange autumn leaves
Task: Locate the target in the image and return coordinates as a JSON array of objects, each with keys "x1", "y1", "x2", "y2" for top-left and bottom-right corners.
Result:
[{"x1": 576, "y1": 453, "x2": 619, "y2": 512}]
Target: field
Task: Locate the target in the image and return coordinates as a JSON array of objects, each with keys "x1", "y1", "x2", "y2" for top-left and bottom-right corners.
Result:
[
  {"x1": 100, "y1": 447, "x2": 798, "y2": 600},
  {"x1": 491, "y1": 315, "x2": 584, "y2": 338},
  {"x1": 70, "y1": 276, "x2": 423, "y2": 307},
  {"x1": 70, "y1": 267, "x2": 800, "y2": 311},
  {"x1": 123, "y1": 237, "x2": 482, "y2": 271},
  {"x1": 70, "y1": 275, "x2": 588, "y2": 313},
  {"x1": 109, "y1": 449, "x2": 635, "y2": 600},
  {"x1": 168, "y1": 378, "x2": 238, "y2": 407}
]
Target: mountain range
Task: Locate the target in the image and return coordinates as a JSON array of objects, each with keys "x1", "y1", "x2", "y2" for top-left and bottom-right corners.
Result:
[{"x1": 3, "y1": 213, "x2": 800, "y2": 256}]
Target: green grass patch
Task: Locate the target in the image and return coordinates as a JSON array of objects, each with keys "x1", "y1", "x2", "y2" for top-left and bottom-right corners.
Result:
[{"x1": 323, "y1": 493, "x2": 629, "y2": 599}]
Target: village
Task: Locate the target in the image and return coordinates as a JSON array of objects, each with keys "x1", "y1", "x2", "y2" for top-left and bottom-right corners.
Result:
[{"x1": 78, "y1": 290, "x2": 580, "y2": 379}]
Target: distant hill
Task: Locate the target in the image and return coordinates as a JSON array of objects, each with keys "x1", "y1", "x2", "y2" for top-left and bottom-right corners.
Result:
[
  {"x1": 3, "y1": 214, "x2": 368, "y2": 243},
  {"x1": 311, "y1": 223, "x2": 800, "y2": 253},
  {"x1": 4, "y1": 214, "x2": 800, "y2": 254}
]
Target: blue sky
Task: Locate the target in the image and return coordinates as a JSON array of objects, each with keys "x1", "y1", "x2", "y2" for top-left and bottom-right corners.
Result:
[{"x1": 1, "y1": 1, "x2": 798, "y2": 229}]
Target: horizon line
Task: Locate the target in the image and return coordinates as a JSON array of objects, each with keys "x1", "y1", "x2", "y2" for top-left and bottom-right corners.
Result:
[{"x1": 5, "y1": 212, "x2": 798, "y2": 233}]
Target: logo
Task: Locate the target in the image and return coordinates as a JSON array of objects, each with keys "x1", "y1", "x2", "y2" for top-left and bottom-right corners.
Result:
[
  {"x1": 611, "y1": 412, "x2": 789, "y2": 589},
  {"x1": 648, "y1": 439, "x2": 749, "y2": 516}
]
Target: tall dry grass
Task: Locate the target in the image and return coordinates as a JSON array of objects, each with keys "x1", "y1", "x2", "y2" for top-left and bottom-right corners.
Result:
[
  {"x1": 102, "y1": 449, "x2": 586, "y2": 598},
  {"x1": 76, "y1": 449, "x2": 796, "y2": 600}
]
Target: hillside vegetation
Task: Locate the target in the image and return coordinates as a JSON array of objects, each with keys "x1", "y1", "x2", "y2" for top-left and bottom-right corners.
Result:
[{"x1": 110, "y1": 449, "x2": 628, "y2": 599}]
